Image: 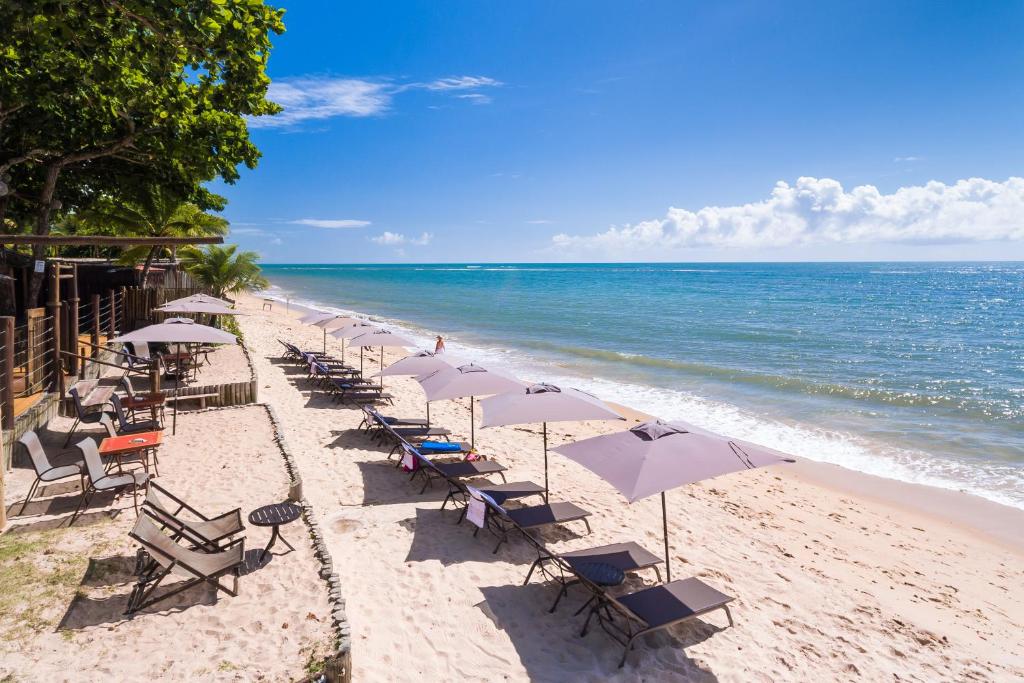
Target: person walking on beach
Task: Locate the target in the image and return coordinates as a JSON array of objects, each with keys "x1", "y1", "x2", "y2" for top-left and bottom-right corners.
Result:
[{"x1": 435, "y1": 335, "x2": 446, "y2": 353}]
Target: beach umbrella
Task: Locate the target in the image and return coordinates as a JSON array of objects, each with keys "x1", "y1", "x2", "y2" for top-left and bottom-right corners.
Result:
[
  {"x1": 417, "y1": 364, "x2": 525, "y2": 447},
  {"x1": 302, "y1": 313, "x2": 359, "y2": 354},
  {"x1": 372, "y1": 350, "x2": 463, "y2": 425},
  {"x1": 163, "y1": 293, "x2": 233, "y2": 308},
  {"x1": 480, "y1": 383, "x2": 624, "y2": 497},
  {"x1": 348, "y1": 329, "x2": 415, "y2": 380},
  {"x1": 110, "y1": 318, "x2": 238, "y2": 435},
  {"x1": 330, "y1": 322, "x2": 378, "y2": 369},
  {"x1": 552, "y1": 419, "x2": 793, "y2": 582},
  {"x1": 155, "y1": 301, "x2": 242, "y2": 316}
]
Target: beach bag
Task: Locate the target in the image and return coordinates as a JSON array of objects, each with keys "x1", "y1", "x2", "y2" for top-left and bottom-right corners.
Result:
[{"x1": 400, "y1": 447, "x2": 419, "y2": 472}]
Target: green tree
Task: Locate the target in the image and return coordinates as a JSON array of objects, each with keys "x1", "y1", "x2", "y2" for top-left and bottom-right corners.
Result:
[
  {"x1": 0, "y1": 0, "x2": 285, "y2": 308},
  {"x1": 80, "y1": 189, "x2": 229, "y2": 286},
  {"x1": 179, "y1": 243, "x2": 268, "y2": 299}
]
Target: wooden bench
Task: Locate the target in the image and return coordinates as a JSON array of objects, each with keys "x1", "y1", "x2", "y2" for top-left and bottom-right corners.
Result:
[{"x1": 162, "y1": 392, "x2": 219, "y2": 409}]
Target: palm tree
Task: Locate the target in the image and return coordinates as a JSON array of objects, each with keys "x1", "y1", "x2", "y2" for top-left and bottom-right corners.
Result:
[
  {"x1": 80, "y1": 189, "x2": 229, "y2": 287},
  {"x1": 178, "y1": 244, "x2": 269, "y2": 299}
]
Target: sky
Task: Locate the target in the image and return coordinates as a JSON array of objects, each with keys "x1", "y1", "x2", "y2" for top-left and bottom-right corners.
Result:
[{"x1": 216, "y1": 1, "x2": 1024, "y2": 263}]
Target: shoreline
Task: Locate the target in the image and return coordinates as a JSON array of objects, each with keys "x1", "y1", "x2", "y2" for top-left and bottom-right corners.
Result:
[{"x1": 247, "y1": 289, "x2": 1024, "y2": 554}]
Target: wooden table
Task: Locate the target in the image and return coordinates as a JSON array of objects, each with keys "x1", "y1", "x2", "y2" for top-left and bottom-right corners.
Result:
[{"x1": 99, "y1": 431, "x2": 163, "y2": 475}]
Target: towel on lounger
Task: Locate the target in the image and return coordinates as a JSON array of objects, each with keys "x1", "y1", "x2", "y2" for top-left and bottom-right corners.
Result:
[{"x1": 418, "y1": 441, "x2": 460, "y2": 452}]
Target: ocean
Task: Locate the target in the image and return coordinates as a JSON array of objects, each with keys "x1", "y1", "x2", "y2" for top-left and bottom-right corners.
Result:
[{"x1": 261, "y1": 262, "x2": 1024, "y2": 510}]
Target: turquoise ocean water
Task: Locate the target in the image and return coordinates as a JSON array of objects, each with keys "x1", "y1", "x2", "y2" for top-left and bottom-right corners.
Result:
[{"x1": 262, "y1": 262, "x2": 1024, "y2": 510}]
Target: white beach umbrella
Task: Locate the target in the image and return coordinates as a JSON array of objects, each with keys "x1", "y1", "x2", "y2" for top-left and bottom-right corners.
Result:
[
  {"x1": 110, "y1": 318, "x2": 237, "y2": 434},
  {"x1": 480, "y1": 383, "x2": 625, "y2": 496},
  {"x1": 330, "y1": 322, "x2": 377, "y2": 366},
  {"x1": 417, "y1": 363, "x2": 525, "y2": 446},
  {"x1": 348, "y1": 329, "x2": 416, "y2": 376},
  {"x1": 163, "y1": 293, "x2": 233, "y2": 308},
  {"x1": 373, "y1": 350, "x2": 462, "y2": 425},
  {"x1": 304, "y1": 314, "x2": 360, "y2": 354}
]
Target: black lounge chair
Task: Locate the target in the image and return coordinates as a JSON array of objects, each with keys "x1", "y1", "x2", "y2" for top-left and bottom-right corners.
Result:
[
  {"x1": 358, "y1": 404, "x2": 428, "y2": 433},
  {"x1": 64, "y1": 386, "x2": 110, "y2": 446},
  {"x1": 523, "y1": 541, "x2": 664, "y2": 613},
  {"x1": 466, "y1": 486, "x2": 592, "y2": 554},
  {"x1": 126, "y1": 511, "x2": 245, "y2": 614},
  {"x1": 401, "y1": 444, "x2": 507, "y2": 495},
  {"x1": 580, "y1": 576, "x2": 735, "y2": 667},
  {"x1": 111, "y1": 394, "x2": 162, "y2": 434}
]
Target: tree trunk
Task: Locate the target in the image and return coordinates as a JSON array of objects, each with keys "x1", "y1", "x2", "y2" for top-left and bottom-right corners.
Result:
[
  {"x1": 139, "y1": 245, "x2": 158, "y2": 288},
  {"x1": 24, "y1": 162, "x2": 62, "y2": 310}
]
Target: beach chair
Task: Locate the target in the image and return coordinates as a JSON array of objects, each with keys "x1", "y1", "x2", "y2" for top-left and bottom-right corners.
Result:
[
  {"x1": 63, "y1": 386, "x2": 111, "y2": 446},
  {"x1": 143, "y1": 482, "x2": 244, "y2": 551},
  {"x1": 15, "y1": 430, "x2": 85, "y2": 516},
  {"x1": 367, "y1": 408, "x2": 451, "y2": 447},
  {"x1": 580, "y1": 576, "x2": 735, "y2": 667},
  {"x1": 523, "y1": 541, "x2": 664, "y2": 613},
  {"x1": 400, "y1": 443, "x2": 507, "y2": 496},
  {"x1": 357, "y1": 404, "x2": 429, "y2": 433},
  {"x1": 111, "y1": 394, "x2": 162, "y2": 434},
  {"x1": 126, "y1": 511, "x2": 245, "y2": 614},
  {"x1": 385, "y1": 425, "x2": 472, "y2": 460},
  {"x1": 465, "y1": 485, "x2": 592, "y2": 554},
  {"x1": 70, "y1": 437, "x2": 149, "y2": 523}
]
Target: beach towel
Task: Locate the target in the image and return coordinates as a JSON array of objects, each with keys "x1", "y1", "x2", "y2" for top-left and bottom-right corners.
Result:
[{"x1": 419, "y1": 441, "x2": 460, "y2": 452}]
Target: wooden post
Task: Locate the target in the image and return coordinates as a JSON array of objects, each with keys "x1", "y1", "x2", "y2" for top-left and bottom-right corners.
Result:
[
  {"x1": 118, "y1": 286, "x2": 127, "y2": 330},
  {"x1": 91, "y1": 294, "x2": 101, "y2": 358},
  {"x1": 47, "y1": 263, "x2": 63, "y2": 396},
  {"x1": 108, "y1": 290, "x2": 116, "y2": 337},
  {"x1": 0, "y1": 316, "x2": 14, "y2": 430},
  {"x1": 68, "y1": 264, "x2": 80, "y2": 375}
]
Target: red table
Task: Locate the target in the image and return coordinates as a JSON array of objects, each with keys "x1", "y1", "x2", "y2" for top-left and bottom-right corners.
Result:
[{"x1": 99, "y1": 431, "x2": 163, "y2": 475}]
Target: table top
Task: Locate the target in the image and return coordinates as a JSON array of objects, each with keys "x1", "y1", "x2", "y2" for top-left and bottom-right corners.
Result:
[
  {"x1": 124, "y1": 393, "x2": 166, "y2": 407},
  {"x1": 248, "y1": 502, "x2": 302, "y2": 526},
  {"x1": 99, "y1": 431, "x2": 163, "y2": 456}
]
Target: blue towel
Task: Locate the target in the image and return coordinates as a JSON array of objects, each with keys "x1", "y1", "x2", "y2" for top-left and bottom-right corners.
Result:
[{"x1": 419, "y1": 441, "x2": 460, "y2": 452}]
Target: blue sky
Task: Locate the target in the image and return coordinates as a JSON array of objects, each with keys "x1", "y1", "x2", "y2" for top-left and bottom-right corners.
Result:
[{"x1": 218, "y1": 1, "x2": 1024, "y2": 262}]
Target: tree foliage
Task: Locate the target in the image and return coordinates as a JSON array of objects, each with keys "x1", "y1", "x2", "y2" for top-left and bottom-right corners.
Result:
[
  {"x1": 179, "y1": 243, "x2": 268, "y2": 298},
  {"x1": 79, "y1": 188, "x2": 229, "y2": 286},
  {"x1": 0, "y1": 0, "x2": 285, "y2": 305}
]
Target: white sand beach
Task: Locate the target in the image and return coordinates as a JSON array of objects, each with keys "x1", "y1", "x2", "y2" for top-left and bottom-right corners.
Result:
[
  {"x1": 1, "y1": 406, "x2": 333, "y2": 682},
  {"x1": 232, "y1": 292, "x2": 1024, "y2": 682}
]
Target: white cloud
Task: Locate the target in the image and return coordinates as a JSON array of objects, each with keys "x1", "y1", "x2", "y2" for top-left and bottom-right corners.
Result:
[
  {"x1": 416, "y1": 76, "x2": 502, "y2": 91},
  {"x1": 229, "y1": 227, "x2": 269, "y2": 235},
  {"x1": 552, "y1": 177, "x2": 1024, "y2": 255},
  {"x1": 456, "y1": 93, "x2": 492, "y2": 105},
  {"x1": 290, "y1": 218, "x2": 371, "y2": 229},
  {"x1": 251, "y1": 74, "x2": 501, "y2": 128},
  {"x1": 526, "y1": 219, "x2": 553, "y2": 225},
  {"x1": 371, "y1": 231, "x2": 433, "y2": 246},
  {"x1": 270, "y1": 237, "x2": 283, "y2": 245},
  {"x1": 252, "y1": 79, "x2": 391, "y2": 127},
  {"x1": 894, "y1": 156, "x2": 924, "y2": 163}
]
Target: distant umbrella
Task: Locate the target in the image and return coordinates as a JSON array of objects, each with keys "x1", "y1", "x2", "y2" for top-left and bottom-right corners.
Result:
[
  {"x1": 417, "y1": 364, "x2": 525, "y2": 446},
  {"x1": 553, "y1": 419, "x2": 794, "y2": 581},
  {"x1": 480, "y1": 383, "x2": 624, "y2": 497},
  {"x1": 303, "y1": 313, "x2": 360, "y2": 354},
  {"x1": 163, "y1": 293, "x2": 233, "y2": 308},
  {"x1": 330, "y1": 322, "x2": 379, "y2": 369},
  {"x1": 110, "y1": 318, "x2": 237, "y2": 435},
  {"x1": 348, "y1": 329, "x2": 416, "y2": 379},
  {"x1": 373, "y1": 350, "x2": 463, "y2": 425},
  {"x1": 155, "y1": 301, "x2": 241, "y2": 316}
]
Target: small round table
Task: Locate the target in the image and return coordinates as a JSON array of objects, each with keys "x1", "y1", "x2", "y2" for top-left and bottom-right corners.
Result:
[
  {"x1": 248, "y1": 502, "x2": 302, "y2": 561},
  {"x1": 571, "y1": 561, "x2": 626, "y2": 616}
]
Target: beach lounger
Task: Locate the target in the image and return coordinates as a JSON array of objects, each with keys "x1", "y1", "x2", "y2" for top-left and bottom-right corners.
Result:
[
  {"x1": 143, "y1": 482, "x2": 244, "y2": 551},
  {"x1": 357, "y1": 404, "x2": 429, "y2": 433},
  {"x1": 401, "y1": 444, "x2": 507, "y2": 495},
  {"x1": 70, "y1": 437, "x2": 149, "y2": 524},
  {"x1": 126, "y1": 511, "x2": 245, "y2": 614},
  {"x1": 383, "y1": 424, "x2": 471, "y2": 459},
  {"x1": 523, "y1": 541, "x2": 664, "y2": 613},
  {"x1": 580, "y1": 576, "x2": 735, "y2": 667},
  {"x1": 465, "y1": 486, "x2": 592, "y2": 554},
  {"x1": 15, "y1": 430, "x2": 85, "y2": 516}
]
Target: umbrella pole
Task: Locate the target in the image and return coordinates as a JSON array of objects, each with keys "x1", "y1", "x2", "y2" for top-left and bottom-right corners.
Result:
[
  {"x1": 360, "y1": 347, "x2": 364, "y2": 375},
  {"x1": 470, "y1": 396, "x2": 475, "y2": 448},
  {"x1": 662, "y1": 491, "x2": 671, "y2": 583},
  {"x1": 380, "y1": 346, "x2": 384, "y2": 389},
  {"x1": 426, "y1": 401, "x2": 430, "y2": 428},
  {"x1": 543, "y1": 422, "x2": 549, "y2": 502},
  {"x1": 172, "y1": 363, "x2": 179, "y2": 435},
  {"x1": 323, "y1": 328, "x2": 327, "y2": 356}
]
